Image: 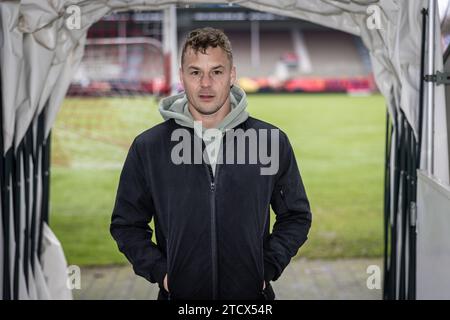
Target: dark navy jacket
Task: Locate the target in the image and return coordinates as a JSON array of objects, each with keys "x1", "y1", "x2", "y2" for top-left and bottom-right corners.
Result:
[{"x1": 110, "y1": 117, "x2": 312, "y2": 300}]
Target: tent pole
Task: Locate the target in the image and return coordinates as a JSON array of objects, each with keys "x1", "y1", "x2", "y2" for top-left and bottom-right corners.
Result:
[
  {"x1": 36, "y1": 110, "x2": 46, "y2": 260},
  {"x1": 12, "y1": 142, "x2": 22, "y2": 299},
  {"x1": 390, "y1": 110, "x2": 401, "y2": 299},
  {"x1": 418, "y1": 8, "x2": 428, "y2": 167},
  {"x1": 409, "y1": 126, "x2": 417, "y2": 300},
  {"x1": 383, "y1": 109, "x2": 392, "y2": 300},
  {"x1": 30, "y1": 118, "x2": 38, "y2": 274},
  {"x1": 2, "y1": 149, "x2": 13, "y2": 300},
  {"x1": 404, "y1": 114, "x2": 416, "y2": 300},
  {"x1": 426, "y1": 0, "x2": 436, "y2": 175},
  {"x1": 399, "y1": 113, "x2": 407, "y2": 300},
  {"x1": 22, "y1": 127, "x2": 32, "y2": 290},
  {"x1": 42, "y1": 131, "x2": 51, "y2": 225},
  {"x1": 0, "y1": 64, "x2": 11, "y2": 300}
]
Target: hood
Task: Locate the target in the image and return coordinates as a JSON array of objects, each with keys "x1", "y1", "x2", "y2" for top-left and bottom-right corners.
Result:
[{"x1": 158, "y1": 85, "x2": 249, "y2": 134}]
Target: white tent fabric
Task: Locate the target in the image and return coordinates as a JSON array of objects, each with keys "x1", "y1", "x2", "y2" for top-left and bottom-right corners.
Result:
[
  {"x1": 1, "y1": 0, "x2": 449, "y2": 299},
  {"x1": 416, "y1": 169, "x2": 450, "y2": 299},
  {"x1": 40, "y1": 223, "x2": 72, "y2": 300},
  {"x1": 0, "y1": 2, "x2": 21, "y2": 154},
  {"x1": 428, "y1": 13, "x2": 448, "y2": 183},
  {"x1": 31, "y1": 135, "x2": 52, "y2": 300},
  {"x1": 2, "y1": 0, "x2": 446, "y2": 180}
]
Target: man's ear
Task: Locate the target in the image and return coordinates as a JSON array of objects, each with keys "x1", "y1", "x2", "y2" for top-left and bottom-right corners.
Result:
[
  {"x1": 230, "y1": 65, "x2": 236, "y2": 86},
  {"x1": 179, "y1": 67, "x2": 184, "y2": 87}
]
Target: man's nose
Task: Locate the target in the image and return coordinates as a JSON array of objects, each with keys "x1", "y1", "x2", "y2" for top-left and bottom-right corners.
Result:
[{"x1": 200, "y1": 74, "x2": 212, "y2": 87}]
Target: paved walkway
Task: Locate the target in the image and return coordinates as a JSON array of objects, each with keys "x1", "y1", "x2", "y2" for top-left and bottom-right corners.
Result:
[{"x1": 72, "y1": 258, "x2": 382, "y2": 300}]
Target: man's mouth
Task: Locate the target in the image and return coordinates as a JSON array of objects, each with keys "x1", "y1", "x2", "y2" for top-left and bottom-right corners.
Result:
[{"x1": 199, "y1": 94, "x2": 215, "y2": 101}]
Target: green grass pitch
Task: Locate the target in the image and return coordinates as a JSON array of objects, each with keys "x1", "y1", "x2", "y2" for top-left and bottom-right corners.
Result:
[{"x1": 50, "y1": 93, "x2": 386, "y2": 266}]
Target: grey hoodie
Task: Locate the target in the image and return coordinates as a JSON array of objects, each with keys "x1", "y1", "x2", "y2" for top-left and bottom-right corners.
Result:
[{"x1": 159, "y1": 85, "x2": 249, "y2": 176}]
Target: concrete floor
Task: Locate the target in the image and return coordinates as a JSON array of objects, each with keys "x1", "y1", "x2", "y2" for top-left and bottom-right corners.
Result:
[{"x1": 72, "y1": 258, "x2": 383, "y2": 300}]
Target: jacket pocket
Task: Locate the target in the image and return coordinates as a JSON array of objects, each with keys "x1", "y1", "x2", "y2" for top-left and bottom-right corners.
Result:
[
  {"x1": 271, "y1": 185, "x2": 289, "y2": 214},
  {"x1": 165, "y1": 278, "x2": 171, "y2": 300},
  {"x1": 165, "y1": 238, "x2": 172, "y2": 300},
  {"x1": 261, "y1": 282, "x2": 276, "y2": 300}
]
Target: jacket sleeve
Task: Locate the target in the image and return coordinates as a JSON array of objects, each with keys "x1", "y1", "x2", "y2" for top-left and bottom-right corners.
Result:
[
  {"x1": 110, "y1": 137, "x2": 167, "y2": 287},
  {"x1": 264, "y1": 132, "x2": 312, "y2": 282}
]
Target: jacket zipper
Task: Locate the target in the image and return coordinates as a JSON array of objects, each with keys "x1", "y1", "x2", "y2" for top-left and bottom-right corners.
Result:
[
  {"x1": 205, "y1": 163, "x2": 219, "y2": 300},
  {"x1": 201, "y1": 129, "x2": 226, "y2": 300}
]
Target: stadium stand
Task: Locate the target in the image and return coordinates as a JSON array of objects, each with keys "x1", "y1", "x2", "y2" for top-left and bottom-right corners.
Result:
[
  {"x1": 67, "y1": 7, "x2": 376, "y2": 96},
  {"x1": 302, "y1": 30, "x2": 367, "y2": 77}
]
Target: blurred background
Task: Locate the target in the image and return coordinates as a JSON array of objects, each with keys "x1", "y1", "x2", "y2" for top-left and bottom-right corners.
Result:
[{"x1": 50, "y1": 3, "x2": 385, "y2": 299}]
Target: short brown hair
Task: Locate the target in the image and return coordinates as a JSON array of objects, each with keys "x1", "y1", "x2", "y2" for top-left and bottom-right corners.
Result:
[{"x1": 181, "y1": 27, "x2": 233, "y2": 67}]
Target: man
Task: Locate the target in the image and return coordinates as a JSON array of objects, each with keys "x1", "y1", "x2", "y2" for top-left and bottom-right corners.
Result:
[{"x1": 110, "y1": 27, "x2": 312, "y2": 300}]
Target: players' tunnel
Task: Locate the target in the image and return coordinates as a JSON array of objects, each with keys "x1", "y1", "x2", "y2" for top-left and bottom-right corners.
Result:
[{"x1": 1, "y1": 0, "x2": 450, "y2": 300}]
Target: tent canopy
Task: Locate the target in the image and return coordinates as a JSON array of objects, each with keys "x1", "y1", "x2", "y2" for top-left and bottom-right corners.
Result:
[
  {"x1": 1, "y1": 0, "x2": 449, "y2": 300},
  {"x1": 2, "y1": 0, "x2": 447, "y2": 183}
]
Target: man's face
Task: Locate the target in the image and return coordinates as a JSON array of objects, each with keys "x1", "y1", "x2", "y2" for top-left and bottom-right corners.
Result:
[{"x1": 180, "y1": 46, "x2": 236, "y2": 116}]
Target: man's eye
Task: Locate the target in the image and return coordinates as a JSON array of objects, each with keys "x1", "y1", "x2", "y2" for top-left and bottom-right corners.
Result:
[
  {"x1": 213, "y1": 70, "x2": 223, "y2": 75},
  {"x1": 191, "y1": 71, "x2": 199, "y2": 75}
]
